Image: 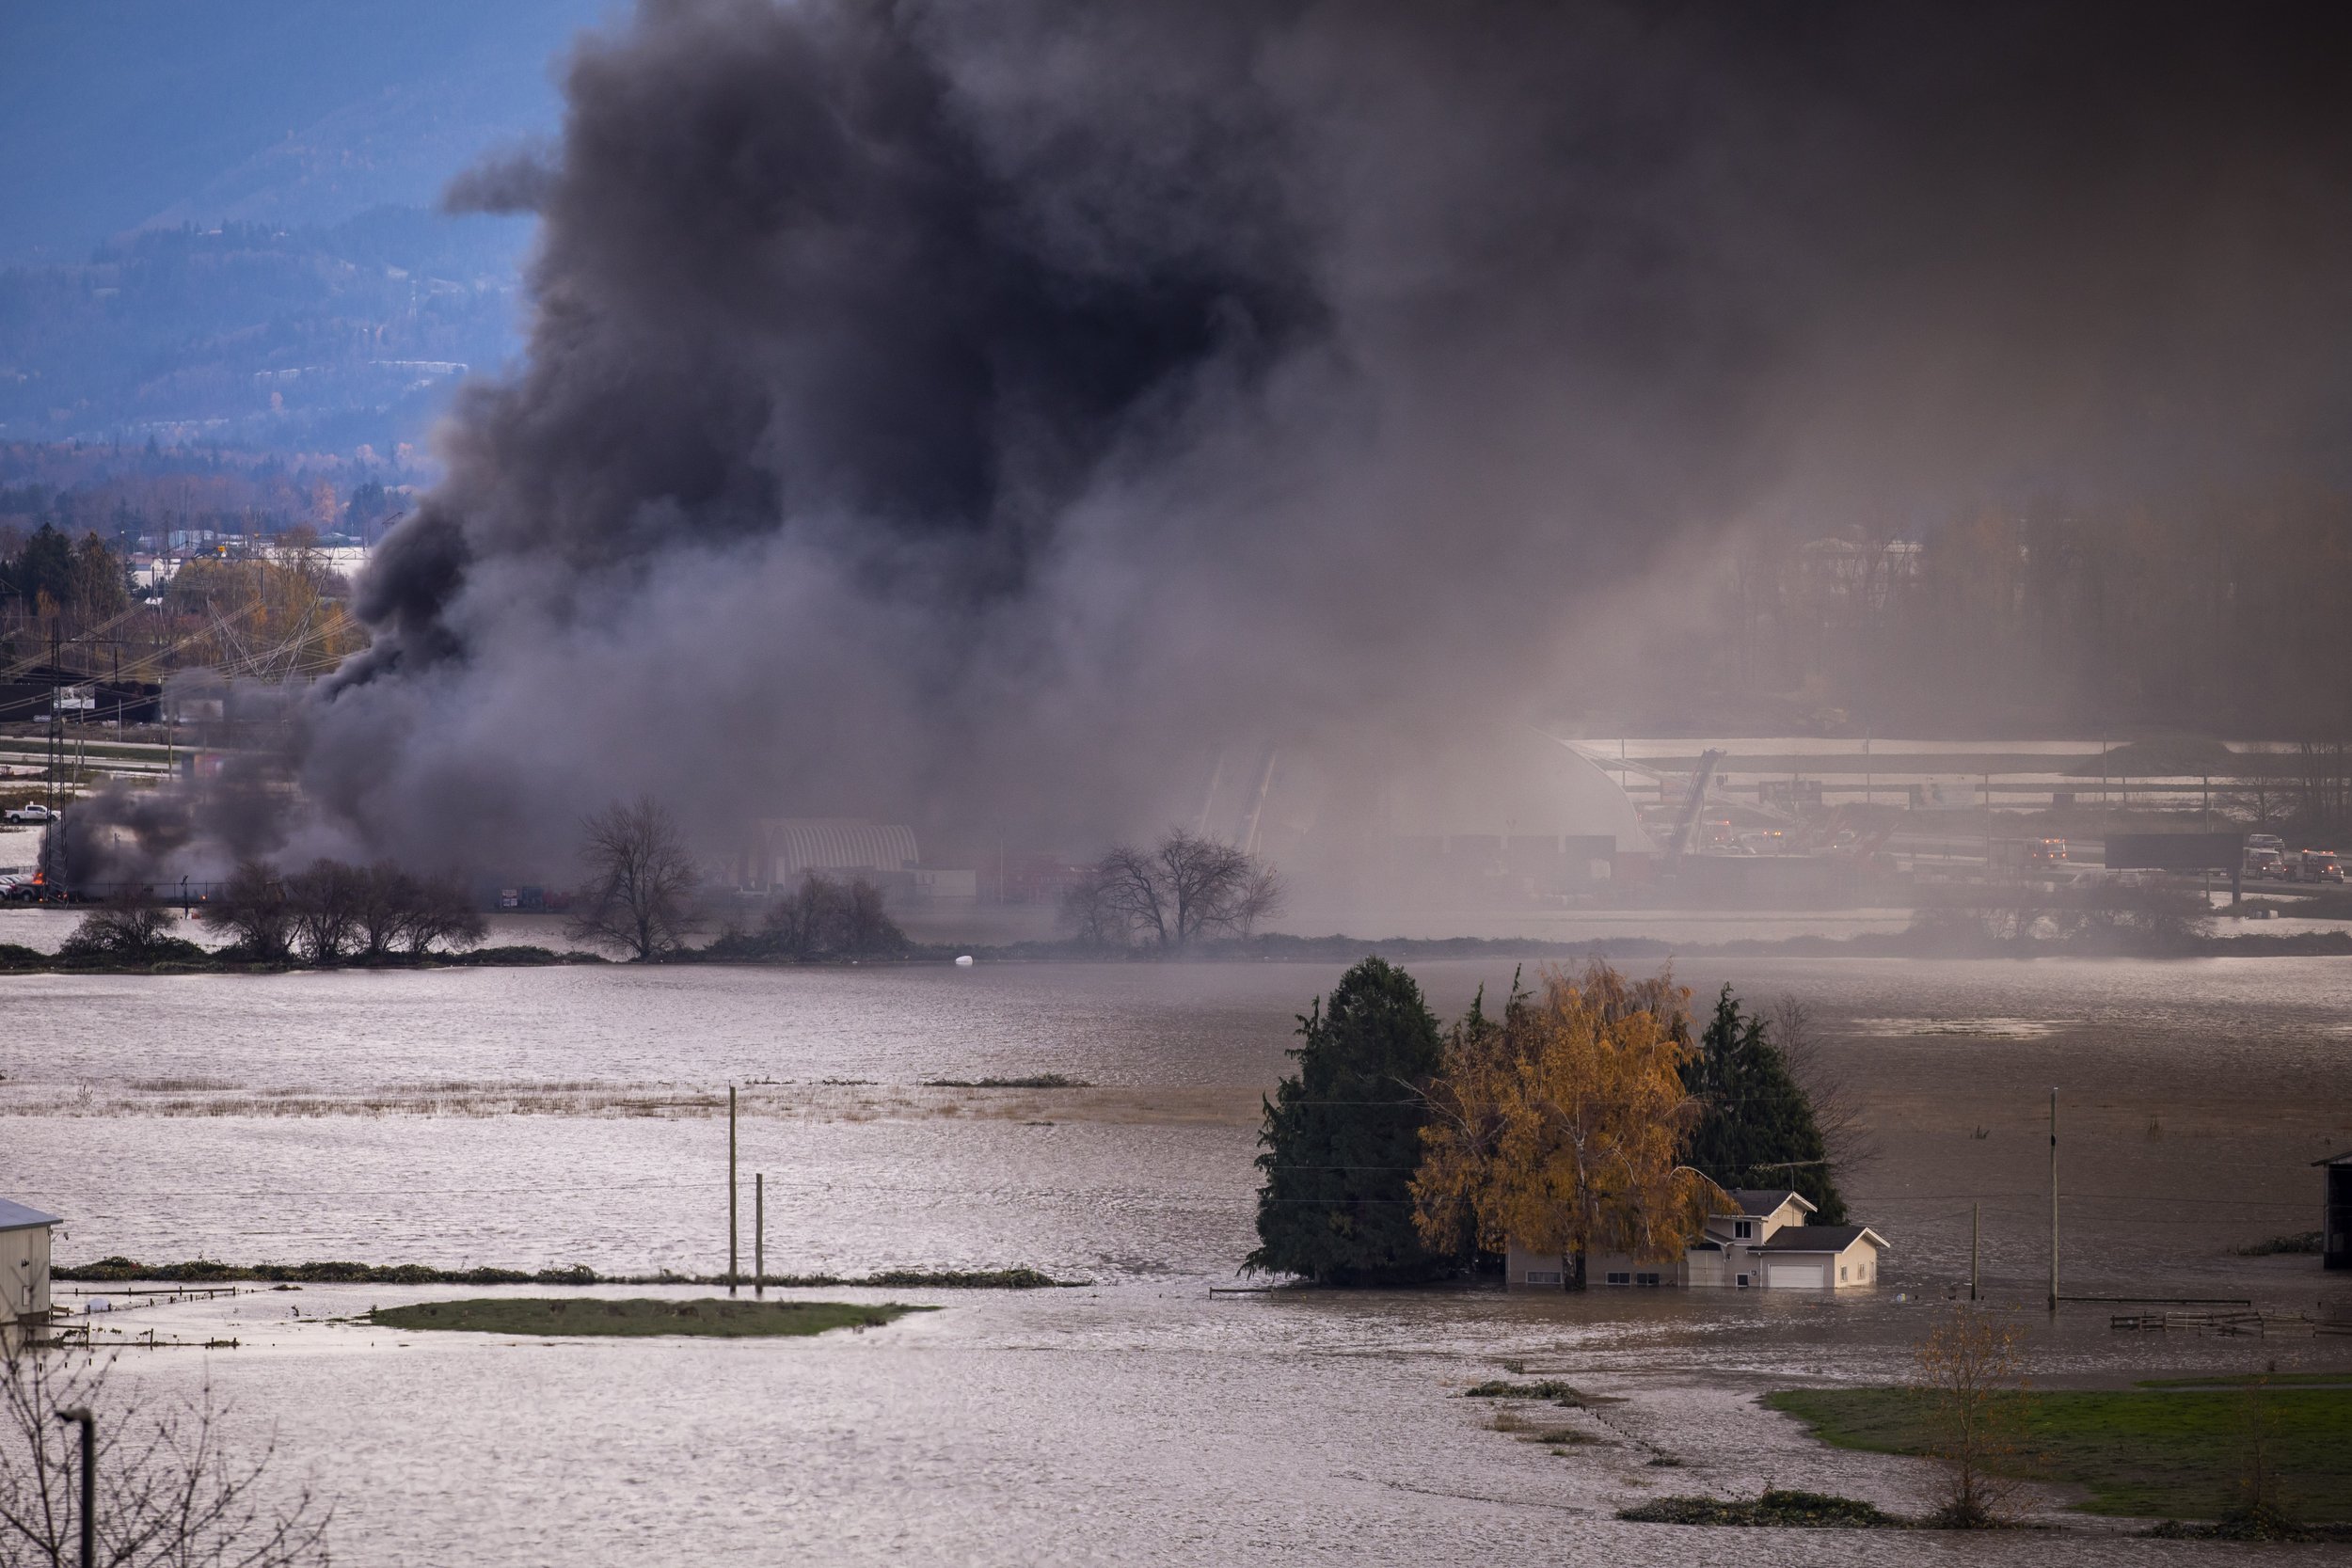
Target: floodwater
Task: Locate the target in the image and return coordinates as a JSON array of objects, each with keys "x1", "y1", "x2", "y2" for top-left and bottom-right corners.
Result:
[{"x1": 8, "y1": 955, "x2": 2352, "y2": 1563}]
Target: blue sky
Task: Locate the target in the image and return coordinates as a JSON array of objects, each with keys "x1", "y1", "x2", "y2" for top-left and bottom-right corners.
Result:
[{"x1": 0, "y1": 0, "x2": 616, "y2": 258}]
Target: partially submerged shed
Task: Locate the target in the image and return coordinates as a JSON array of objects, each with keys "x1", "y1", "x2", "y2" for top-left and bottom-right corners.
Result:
[{"x1": 0, "y1": 1197, "x2": 62, "y2": 1340}]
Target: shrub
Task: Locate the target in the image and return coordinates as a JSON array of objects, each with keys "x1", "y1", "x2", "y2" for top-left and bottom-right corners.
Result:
[{"x1": 59, "y1": 893, "x2": 205, "y2": 964}]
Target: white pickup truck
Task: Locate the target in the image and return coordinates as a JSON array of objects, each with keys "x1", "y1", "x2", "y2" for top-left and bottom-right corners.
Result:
[{"x1": 3, "y1": 803, "x2": 57, "y2": 825}]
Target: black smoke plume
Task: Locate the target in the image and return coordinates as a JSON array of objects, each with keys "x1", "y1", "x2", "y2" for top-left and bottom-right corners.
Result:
[{"x1": 92, "y1": 1, "x2": 2352, "y2": 881}]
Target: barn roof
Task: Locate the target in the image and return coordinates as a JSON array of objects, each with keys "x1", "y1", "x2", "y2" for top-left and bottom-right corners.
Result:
[
  {"x1": 1760, "y1": 1225, "x2": 1888, "y2": 1253},
  {"x1": 0, "y1": 1198, "x2": 62, "y2": 1232}
]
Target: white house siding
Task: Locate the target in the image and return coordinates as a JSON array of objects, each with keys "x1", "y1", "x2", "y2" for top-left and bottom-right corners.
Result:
[
  {"x1": 1502, "y1": 1242, "x2": 1683, "y2": 1289},
  {"x1": 1503, "y1": 1239, "x2": 1571, "y2": 1288},
  {"x1": 1763, "y1": 1259, "x2": 1826, "y2": 1290},
  {"x1": 0, "y1": 1225, "x2": 52, "y2": 1324},
  {"x1": 1760, "y1": 1239, "x2": 1881, "y2": 1290}
]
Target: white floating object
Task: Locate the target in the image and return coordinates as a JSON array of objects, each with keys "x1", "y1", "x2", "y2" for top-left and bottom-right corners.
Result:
[{"x1": 954, "y1": 955, "x2": 976, "y2": 967}]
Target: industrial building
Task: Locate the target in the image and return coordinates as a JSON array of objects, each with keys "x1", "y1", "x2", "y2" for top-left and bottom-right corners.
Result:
[{"x1": 736, "y1": 817, "x2": 975, "y2": 903}]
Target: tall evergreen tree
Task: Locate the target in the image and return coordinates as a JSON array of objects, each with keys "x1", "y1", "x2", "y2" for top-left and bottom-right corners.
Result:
[
  {"x1": 1247, "y1": 957, "x2": 1454, "y2": 1283},
  {"x1": 1681, "y1": 986, "x2": 1847, "y2": 1223},
  {"x1": 3, "y1": 522, "x2": 74, "y2": 609}
]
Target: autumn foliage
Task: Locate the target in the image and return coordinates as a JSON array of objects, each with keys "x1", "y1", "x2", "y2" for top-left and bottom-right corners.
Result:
[
  {"x1": 1410, "y1": 962, "x2": 1724, "y2": 1287},
  {"x1": 1914, "y1": 1307, "x2": 2032, "y2": 1527}
]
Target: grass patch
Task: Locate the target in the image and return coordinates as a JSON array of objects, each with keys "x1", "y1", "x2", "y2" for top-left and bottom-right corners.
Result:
[
  {"x1": 1463, "y1": 1379, "x2": 1606, "y2": 1406},
  {"x1": 919, "y1": 1074, "x2": 1091, "y2": 1089},
  {"x1": 1528, "y1": 1428, "x2": 1600, "y2": 1447},
  {"x1": 56, "y1": 1258, "x2": 1083, "y2": 1289},
  {"x1": 2145, "y1": 1518, "x2": 2352, "y2": 1543},
  {"x1": 2139, "y1": 1372, "x2": 2352, "y2": 1389},
  {"x1": 2234, "y1": 1231, "x2": 2324, "y2": 1256},
  {"x1": 1618, "y1": 1490, "x2": 1907, "y2": 1528},
  {"x1": 1766, "y1": 1386, "x2": 2352, "y2": 1521},
  {"x1": 365, "y1": 1297, "x2": 932, "y2": 1338}
]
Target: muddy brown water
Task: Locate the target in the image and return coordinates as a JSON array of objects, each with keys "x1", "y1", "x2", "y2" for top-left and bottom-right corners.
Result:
[{"x1": 8, "y1": 956, "x2": 2352, "y2": 1563}]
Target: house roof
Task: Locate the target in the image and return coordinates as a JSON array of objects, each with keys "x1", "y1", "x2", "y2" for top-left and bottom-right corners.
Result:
[
  {"x1": 2314, "y1": 1149, "x2": 2352, "y2": 1167},
  {"x1": 0, "y1": 1198, "x2": 62, "y2": 1233},
  {"x1": 1759, "y1": 1225, "x2": 1888, "y2": 1254},
  {"x1": 1724, "y1": 1189, "x2": 1816, "y2": 1217}
]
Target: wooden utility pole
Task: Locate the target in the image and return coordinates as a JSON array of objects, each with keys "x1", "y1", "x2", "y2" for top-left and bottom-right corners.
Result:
[
  {"x1": 2048, "y1": 1087, "x2": 2059, "y2": 1312},
  {"x1": 755, "y1": 1173, "x2": 765, "y2": 1297},
  {"x1": 728, "y1": 1085, "x2": 739, "y2": 1294},
  {"x1": 1971, "y1": 1202, "x2": 1980, "y2": 1302}
]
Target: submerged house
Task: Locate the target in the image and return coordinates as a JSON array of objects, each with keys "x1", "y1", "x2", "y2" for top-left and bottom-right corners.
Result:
[
  {"x1": 0, "y1": 1198, "x2": 62, "y2": 1344},
  {"x1": 1506, "y1": 1190, "x2": 1889, "y2": 1291}
]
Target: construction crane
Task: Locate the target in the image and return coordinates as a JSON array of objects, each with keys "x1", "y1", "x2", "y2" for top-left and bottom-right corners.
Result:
[{"x1": 1662, "y1": 749, "x2": 1725, "y2": 869}]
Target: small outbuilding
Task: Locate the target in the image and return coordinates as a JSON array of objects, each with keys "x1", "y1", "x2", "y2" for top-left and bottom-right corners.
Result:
[
  {"x1": 2319, "y1": 1150, "x2": 2352, "y2": 1272},
  {"x1": 0, "y1": 1198, "x2": 62, "y2": 1343}
]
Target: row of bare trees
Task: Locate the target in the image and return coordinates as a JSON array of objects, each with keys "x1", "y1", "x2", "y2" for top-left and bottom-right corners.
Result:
[
  {"x1": 710, "y1": 872, "x2": 909, "y2": 960},
  {"x1": 1060, "y1": 830, "x2": 1282, "y2": 948},
  {"x1": 196, "y1": 860, "x2": 485, "y2": 963}
]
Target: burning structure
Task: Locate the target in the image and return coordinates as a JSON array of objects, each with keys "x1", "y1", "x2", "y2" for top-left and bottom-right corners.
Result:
[{"x1": 48, "y1": 0, "x2": 2352, "y2": 904}]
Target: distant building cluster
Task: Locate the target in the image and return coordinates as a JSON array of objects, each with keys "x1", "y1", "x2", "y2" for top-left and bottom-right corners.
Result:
[{"x1": 734, "y1": 817, "x2": 976, "y2": 905}]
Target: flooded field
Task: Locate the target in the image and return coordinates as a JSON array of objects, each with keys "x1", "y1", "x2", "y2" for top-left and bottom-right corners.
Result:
[{"x1": 8, "y1": 955, "x2": 2352, "y2": 1562}]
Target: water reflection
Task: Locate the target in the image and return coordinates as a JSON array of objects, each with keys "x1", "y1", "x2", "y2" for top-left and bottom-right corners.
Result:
[{"x1": 9, "y1": 958, "x2": 2350, "y2": 1562}]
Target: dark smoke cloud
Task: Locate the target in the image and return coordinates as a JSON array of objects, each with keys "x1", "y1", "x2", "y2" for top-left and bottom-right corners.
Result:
[{"x1": 140, "y1": 1, "x2": 2352, "y2": 879}]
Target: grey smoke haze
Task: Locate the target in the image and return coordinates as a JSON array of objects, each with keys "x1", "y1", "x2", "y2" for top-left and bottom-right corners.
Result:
[{"x1": 166, "y1": 1, "x2": 2352, "y2": 876}]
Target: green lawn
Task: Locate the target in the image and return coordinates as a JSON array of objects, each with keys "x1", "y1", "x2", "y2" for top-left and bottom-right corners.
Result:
[
  {"x1": 1765, "y1": 1385, "x2": 2352, "y2": 1522},
  {"x1": 366, "y1": 1297, "x2": 932, "y2": 1338}
]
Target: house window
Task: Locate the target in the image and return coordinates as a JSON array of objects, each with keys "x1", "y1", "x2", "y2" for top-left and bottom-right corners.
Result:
[
  {"x1": 1526, "y1": 1270, "x2": 1563, "y2": 1286},
  {"x1": 1734, "y1": 1221, "x2": 1752, "y2": 1239},
  {"x1": 1636, "y1": 1272, "x2": 1662, "y2": 1287},
  {"x1": 1839, "y1": 1265, "x2": 1848, "y2": 1282},
  {"x1": 1736, "y1": 1274, "x2": 1751, "y2": 1288},
  {"x1": 1605, "y1": 1271, "x2": 1631, "y2": 1286}
]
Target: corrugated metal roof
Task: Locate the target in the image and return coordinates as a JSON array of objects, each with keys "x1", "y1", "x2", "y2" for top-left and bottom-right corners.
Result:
[
  {"x1": 758, "y1": 818, "x2": 918, "y2": 879},
  {"x1": 0, "y1": 1198, "x2": 62, "y2": 1232}
]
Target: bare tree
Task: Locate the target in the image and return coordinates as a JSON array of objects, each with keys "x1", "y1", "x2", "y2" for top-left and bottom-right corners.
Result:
[
  {"x1": 353, "y1": 863, "x2": 422, "y2": 958},
  {"x1": 286, "y1": 859, "x2": 364, "y2": 964},
  {"x1": 565, "y1": 796, "x2": 704, "y2": 959},
  {"x1": 1088, "y1": 845, "x2": 1171, "y2": 945},
  {"x1": 836, "y1": 877, "x2": 906, "y2": 957},
  {"x1": 1074, "y1": 831, "x2": 1282, "y2": 949},
  {"x1": 0, "y1": 1342, "x2": 330, "y2": 1566},
  {"x1": 1056, "y1": 863, "x2": 1132, "y2": 947},
  {"x1": 758, "y1": 872, "x2": 845, "y2": 958},
  {"x1": 739, "y1": 873, "x2": 906, "y2": 959},
  {"x1": 405, "y1": 874, "x2": 488, "y2": 956},
  {"x1": 195, "y1": 862, "x2": 294, "y2": 963},
  {"x1": 1770, "y1": 995, "x2": 1881, "y2": 1182},
  {"x1": 1914, "y1": 1307, "x2": 2031, "y2": 1528}
]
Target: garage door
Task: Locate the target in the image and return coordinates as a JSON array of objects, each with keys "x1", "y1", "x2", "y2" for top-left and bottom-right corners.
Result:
[{"x1": 1769, "y1": 1263, "x2": 1825, "y2": 1290}]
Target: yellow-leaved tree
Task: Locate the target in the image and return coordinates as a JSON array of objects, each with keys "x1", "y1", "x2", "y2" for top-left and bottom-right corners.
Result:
[{"x1": 1411, "y1": 961, "x2": 1724, "y2": 1288}]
